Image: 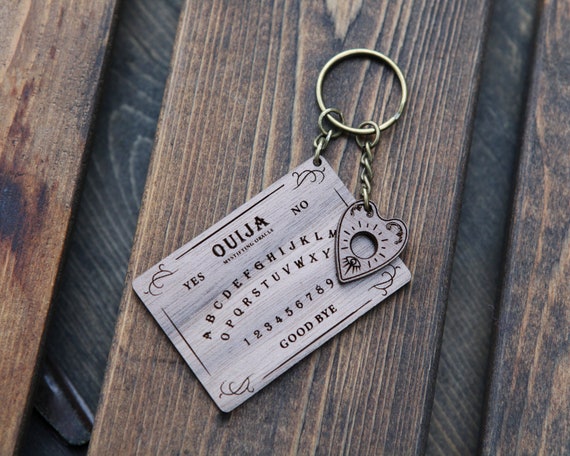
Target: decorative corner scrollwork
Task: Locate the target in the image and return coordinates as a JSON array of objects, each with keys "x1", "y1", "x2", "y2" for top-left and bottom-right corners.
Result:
[
  {"x1": 292, "y1": 167, "x2": 326, "y2": 189},
  {"x1": 219, "y1": 376, "x2": 254, "y2": 398},
  {"x1": 349, "y1": 201, "x2": 366, "y2": 216},
  {"x1": 386, "y1": 221, "x2": 404, "y2": 244},
  {"x1": 144, "y1": 263, "x2": 177, "y2": 296},
  {"x1": 368, "y1": 265, "x2": 400, "y2": 296}
]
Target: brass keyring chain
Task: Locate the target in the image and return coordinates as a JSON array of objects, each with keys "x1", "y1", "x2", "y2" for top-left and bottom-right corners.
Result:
[
  {"x1": 313, "y1": 48, "x2": 409, "y2": 283},
  {"x1": 355, "y1": 120, "x2": 380, "y2": 212}
]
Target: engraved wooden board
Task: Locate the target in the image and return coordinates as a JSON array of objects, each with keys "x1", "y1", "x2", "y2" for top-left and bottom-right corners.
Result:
[{"x1": 133, "y1": 157, "x2": 410, "y2": 412}]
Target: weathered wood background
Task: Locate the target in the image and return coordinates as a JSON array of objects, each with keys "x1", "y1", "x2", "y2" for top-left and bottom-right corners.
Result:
[
  {"x1": 427, "y1": 0, "x2": 539, "y2": 452},
  {"x1": 7, "y1": 0, "x2": 567, "y2": 454},
  {"x1": 481, "y1": 0, "x2": 570, "y2": 453},
  {"x1": 0, "y1": 1, "x2": 117, "y2": 454}
]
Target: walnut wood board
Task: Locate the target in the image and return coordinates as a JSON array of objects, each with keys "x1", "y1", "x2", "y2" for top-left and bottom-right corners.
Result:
[
  {"x1": 132, "y1": 157, "x2": 411, "y2": 412},
  {"x1": 0, "y1": 1, "x2": 117, "y2": 453},
  {"x1": 481, "y1": 1, "x2": 570, "y2": 454},
  {"x1": 90, "y1": 0, "x2": 490, "y2": 453}
]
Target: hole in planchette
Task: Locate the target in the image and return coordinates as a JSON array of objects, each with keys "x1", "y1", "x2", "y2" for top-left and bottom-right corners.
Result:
[{"x1": 350, "y1": 231, "x2": 378, "y2": 259}]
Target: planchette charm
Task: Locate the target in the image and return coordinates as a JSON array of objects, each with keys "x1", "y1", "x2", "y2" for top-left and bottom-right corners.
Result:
[{"x1": 335, "y1": 201, "x2": 408, "y2": 283}]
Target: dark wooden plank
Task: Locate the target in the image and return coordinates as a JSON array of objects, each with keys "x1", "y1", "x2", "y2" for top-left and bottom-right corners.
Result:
[
  {"x1": 89, "y1": 0, "x2": 490, "y2": 453},
  {"x1": 426, "y1": 0, "x2": 539, "y2": 453},
  {"x1": 16, "y1": 0, "x2": 182, "y2": 454},
  {"x1": 31, "y1": 0, "x2": 182, "y2": 420},
  {"x1": 481, "y1": 0, "x2": 570, "y2": 454},
  {"x1": 0, "y1": 1, "x2": 117, "y2": 453}
]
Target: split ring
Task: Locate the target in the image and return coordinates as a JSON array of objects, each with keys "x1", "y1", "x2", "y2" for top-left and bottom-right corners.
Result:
[
  {"x1": 316, "y1": 48, "x2": 408, "y2": 136},
  {"x1": 318, "y1": 108, "x2": 344, "y2": 138}
]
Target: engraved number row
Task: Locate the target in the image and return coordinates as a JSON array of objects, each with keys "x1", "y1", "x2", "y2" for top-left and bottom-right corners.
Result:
[{"x1": 243, "y1": 279, "x2": 335, "y2": 347}]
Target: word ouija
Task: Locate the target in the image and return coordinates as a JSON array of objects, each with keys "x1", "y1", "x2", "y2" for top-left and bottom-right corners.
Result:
[{"x1": 212, "y1": 216, "x2": 270, "y2": 257}]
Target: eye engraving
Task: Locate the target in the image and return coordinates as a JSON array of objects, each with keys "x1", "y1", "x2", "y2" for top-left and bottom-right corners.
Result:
[{"x1": 342, "y1": 256, "x2": 362, "y2": 274}]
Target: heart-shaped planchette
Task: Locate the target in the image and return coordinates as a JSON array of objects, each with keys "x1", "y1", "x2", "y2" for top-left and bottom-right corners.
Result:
[{"x1": 335, "y1": 201, "x2": 408, "y2": 283}]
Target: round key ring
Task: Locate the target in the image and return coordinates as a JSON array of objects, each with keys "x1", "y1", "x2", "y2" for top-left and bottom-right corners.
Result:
[{"x1": 315, "y1": 48, "x2": 408, "y2": 135}]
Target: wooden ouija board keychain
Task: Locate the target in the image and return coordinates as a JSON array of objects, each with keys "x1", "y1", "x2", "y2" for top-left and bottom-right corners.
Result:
[{"x1": 133, "y1": 49, "x2": 411, "y2": 412}]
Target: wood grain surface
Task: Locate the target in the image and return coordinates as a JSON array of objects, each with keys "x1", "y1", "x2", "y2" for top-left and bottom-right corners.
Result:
[
  {"x1": 426, "y1": 0, "x2": 539, "y2": 453},
  {"x1": 18, "y1": 1, "x2": 183, "y2": 453},
  {"x1": 89, "y1": 0, "x2": 490, "y2": 453},
  {"x1": 481, "y1": 0, "x2": 570, "y2": 454},
  {"x1": 0, "y1": 1, "x2": 116, "y2": 453}
]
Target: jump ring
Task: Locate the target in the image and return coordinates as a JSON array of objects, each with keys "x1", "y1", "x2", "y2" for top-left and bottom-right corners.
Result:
[
  {"x1": 355, "y1": 121, "x2": 380, "y2": 148},
  {"x1": 313, "y1": 140, "x2": 324, "y2": 166},
  {"x1": 316, "y1": 48, "x2": 407, "y2": 135},
  {"x1": 318, "y1": 108, "x2": 345, "y2": 139},
  {"x1": 312, "y1": 129, "x2": 333, "y2": 150},
  {"x1": 313, "y1": 129, "x2": 334, "y2": 165}
]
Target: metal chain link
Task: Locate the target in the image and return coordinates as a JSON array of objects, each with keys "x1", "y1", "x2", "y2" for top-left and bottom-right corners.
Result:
[
  {"x1": 355, "y1": 121, "x2": 381, "y2": 212},
  {"x1": 359, "y1": 141, "x2": 374, "y2": 211},
  {"x1": 313, "y1": 108, "x2": 344, "y2": 165},
  {"x1": 313, "y1": 112, "x2": 382, "y2": 213},
  {"x1": 313, "y1": 130, "x2": 332, "y2": 165}
]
